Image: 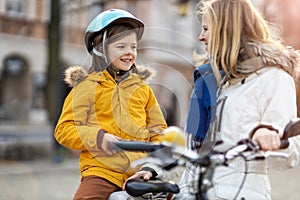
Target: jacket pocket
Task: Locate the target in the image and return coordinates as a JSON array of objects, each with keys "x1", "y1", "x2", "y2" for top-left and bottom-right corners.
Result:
[{"x1": 86, "y1": 151, "x2": 131, "y2": 172}]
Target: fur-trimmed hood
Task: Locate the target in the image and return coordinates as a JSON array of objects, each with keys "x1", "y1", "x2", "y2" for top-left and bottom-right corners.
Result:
[
  {"x1": 64, "y1": 65, "x2": 156, "y2": 88},
  {"x1": 237, "y1": 43, "x2": 300, "y2": 77}
]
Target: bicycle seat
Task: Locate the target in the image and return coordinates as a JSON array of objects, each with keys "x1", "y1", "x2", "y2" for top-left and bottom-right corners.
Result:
[{"x1": 125, "y1": 179, "x2": 180, "y2": 197}]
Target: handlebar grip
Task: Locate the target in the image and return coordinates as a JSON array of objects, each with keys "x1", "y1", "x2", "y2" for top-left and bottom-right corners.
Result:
[
  {"x1": 280, "y1": 139, "x2": 290, "y2": 149},
  {"x1": 112, "y1": 140, "x2": 164, "y2": 152}
]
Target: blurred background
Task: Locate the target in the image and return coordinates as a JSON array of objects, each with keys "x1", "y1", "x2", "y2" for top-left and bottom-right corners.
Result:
[{"x1": 0, "y1": 0, "x2": 299, "y2": 199}]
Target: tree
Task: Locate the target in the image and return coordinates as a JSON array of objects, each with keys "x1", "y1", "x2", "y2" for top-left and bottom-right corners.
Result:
[{"x1": 46, "y1": 0, "x2": 62, "y2": 125}]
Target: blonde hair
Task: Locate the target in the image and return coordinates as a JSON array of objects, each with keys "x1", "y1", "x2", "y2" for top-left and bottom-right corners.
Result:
[{"x1": 196, "y1": 0, "x2": 291, "y2": 84}]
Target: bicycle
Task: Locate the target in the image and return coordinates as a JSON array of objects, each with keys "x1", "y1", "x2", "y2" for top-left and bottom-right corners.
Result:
[{"x1": 112, "y1": 119, "x2": 300, "y2": 200}]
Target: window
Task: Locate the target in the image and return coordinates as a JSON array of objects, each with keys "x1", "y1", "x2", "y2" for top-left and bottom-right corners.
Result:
[{"x1": 6, "y1": 0, "x2": 25, "y2": 17}]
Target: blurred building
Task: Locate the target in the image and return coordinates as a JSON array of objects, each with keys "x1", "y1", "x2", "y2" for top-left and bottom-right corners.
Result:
[
  {"x1": 253, "y1": 0, "x2": 300, "y2": 116},
  {"x1": 0, "y1": 0, "x2": 52, "y2": 159}
]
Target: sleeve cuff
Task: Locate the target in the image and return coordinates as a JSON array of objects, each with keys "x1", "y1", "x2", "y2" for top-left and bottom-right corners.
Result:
[
  {"x1": 97, "y1": 129, "x2": 107, "y2": 150},
  {"x1": 249, "y1": 124, "x2": 279, "y2": 139}
]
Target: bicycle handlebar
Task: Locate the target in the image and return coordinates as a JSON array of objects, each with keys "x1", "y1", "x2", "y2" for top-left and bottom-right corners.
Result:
[
  {"x1": 113, "y1": 140, "x2": 200, "y2": 161},
  {"x1": 113, "y1": 140, "x2": 165, "y2": 152},
  {"x1": 113, "y1": 119, "x2": 300, "y2": 169},
  {"x1": 205, "y1": 139, "x2": 290, "y2": 167},
  {"x1": 113, "y1": 138, "x2": 291, "y2": 169}
]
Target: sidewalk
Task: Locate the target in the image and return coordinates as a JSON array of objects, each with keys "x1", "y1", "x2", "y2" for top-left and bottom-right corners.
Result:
[{"x1": 0, "y1": 158, "x2": 80, "y2": 200}]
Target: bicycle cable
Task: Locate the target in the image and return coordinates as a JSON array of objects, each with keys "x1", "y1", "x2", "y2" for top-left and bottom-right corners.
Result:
[{"x1": 232, "y1": 154, "x2": 248, "y2": 200}]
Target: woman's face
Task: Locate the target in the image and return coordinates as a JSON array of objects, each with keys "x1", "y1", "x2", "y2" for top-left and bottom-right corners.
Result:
[
  {"x1": 107, "y1": 32, "x2": 137, "y2": 71},
  {"x1": 198, "y1": 13, "x2": 209, "y2": 52}
]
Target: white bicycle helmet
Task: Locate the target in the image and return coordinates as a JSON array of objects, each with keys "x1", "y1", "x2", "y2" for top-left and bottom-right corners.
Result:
[{"x1": 85, "y1": 9, "x2": 144, "y2": 55}]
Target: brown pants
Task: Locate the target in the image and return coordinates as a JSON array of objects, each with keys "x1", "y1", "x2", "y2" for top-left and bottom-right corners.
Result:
[{"x1": 73, "y1": 176, "x2": 121, "y2": 200}]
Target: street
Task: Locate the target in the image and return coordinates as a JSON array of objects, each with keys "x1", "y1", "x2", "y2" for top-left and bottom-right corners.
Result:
[{"x1": 0, "y1": 157, "x2": 300, "y2": 200}]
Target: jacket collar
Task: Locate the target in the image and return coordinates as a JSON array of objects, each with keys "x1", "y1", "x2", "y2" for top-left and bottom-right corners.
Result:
[
  {"x1": 237, "y1": 43, "x2": 300, "y2": 75},
  {"x1": 64, "y1": 64, "x2": 155, "y2": 88}
]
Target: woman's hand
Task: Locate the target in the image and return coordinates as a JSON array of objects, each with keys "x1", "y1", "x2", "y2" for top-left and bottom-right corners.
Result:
[
  {"x1": 100, "y1": 133, "x2": 120, "y2": 155},
  {"x1": 252, "y1": 128, "x2": 281, "y2": 151},
  {"x1": 122, "y1": 170, "x2": 153, "y2": 190}
]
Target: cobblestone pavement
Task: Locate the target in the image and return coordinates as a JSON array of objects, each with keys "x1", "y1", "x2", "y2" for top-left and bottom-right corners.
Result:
[{"x1": 0, "y1": 157, "x2": 300, "y2": 200}]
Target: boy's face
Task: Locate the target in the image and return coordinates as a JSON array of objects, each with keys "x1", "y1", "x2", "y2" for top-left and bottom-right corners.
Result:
[{"x1": 107, "y1": 33, "x2": 137, "y2": 71}]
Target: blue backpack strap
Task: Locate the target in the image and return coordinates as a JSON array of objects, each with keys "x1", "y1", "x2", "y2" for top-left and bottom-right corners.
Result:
[{"x1": 185, "y1": 63, "x2": 218, "y2": 143}]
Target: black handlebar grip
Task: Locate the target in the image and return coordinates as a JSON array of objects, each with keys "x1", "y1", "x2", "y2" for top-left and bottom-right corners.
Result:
[
  {"x1": 279, "y1": 139, "x2": 290, "y2": 149},
  {"x1": 112, "y1": 140, "x2": 164, "y2": 152},
  {"x1": 282, "y1": 119, "x2": 300, "y2": 140},
  {"x1": 280, "y1": 119, "x2": 300, "y2": 149}
]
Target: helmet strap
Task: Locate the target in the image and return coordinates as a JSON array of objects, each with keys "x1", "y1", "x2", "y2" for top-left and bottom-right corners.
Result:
[
  {"x1": 92, "y1": 30, "x2": 108, "y2": 64},
  {"x1": 102, "y1": 30, "x2": 108, "y2": 64},
  {"x1": 92, "y1": 48, "x2": 105, "y2": 58}
]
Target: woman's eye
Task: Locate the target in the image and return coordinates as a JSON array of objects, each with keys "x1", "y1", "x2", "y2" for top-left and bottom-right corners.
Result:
[
  {"x1": 131, "y1": 46, "x2": 137, "y2": 50},
  {"x1": 202, "y1": 26, "x2": 208, "y2": 31},
  {"x1": 116, "y1": 45, "x2": 125, "y2": 49}
]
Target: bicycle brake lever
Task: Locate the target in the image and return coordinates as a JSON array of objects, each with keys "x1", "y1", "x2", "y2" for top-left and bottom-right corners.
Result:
[{"x1": 263, "y1": 151, "x2": 289, "y2": 159}]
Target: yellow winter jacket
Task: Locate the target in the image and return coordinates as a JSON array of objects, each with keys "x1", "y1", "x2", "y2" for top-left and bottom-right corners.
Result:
[{"x1": 54, "y1": 65, "x2": 167, "y2": 188}]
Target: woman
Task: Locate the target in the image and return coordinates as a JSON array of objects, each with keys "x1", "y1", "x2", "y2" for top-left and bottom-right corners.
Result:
[
  {"x1": 54, "y1": 9, "x2": 167, "y2": 200},
  {"x1": 189, "y1": 0, "x2": 300, "y2": 199}
]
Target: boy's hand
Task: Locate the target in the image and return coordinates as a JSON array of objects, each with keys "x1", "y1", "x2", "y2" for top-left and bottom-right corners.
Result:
[
  {"x1": 98, "y1": 132, "x2": 120, "y2": 155},
  {"x1": 122, "y1": 171, "x2": 153, "y2": 190}
]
